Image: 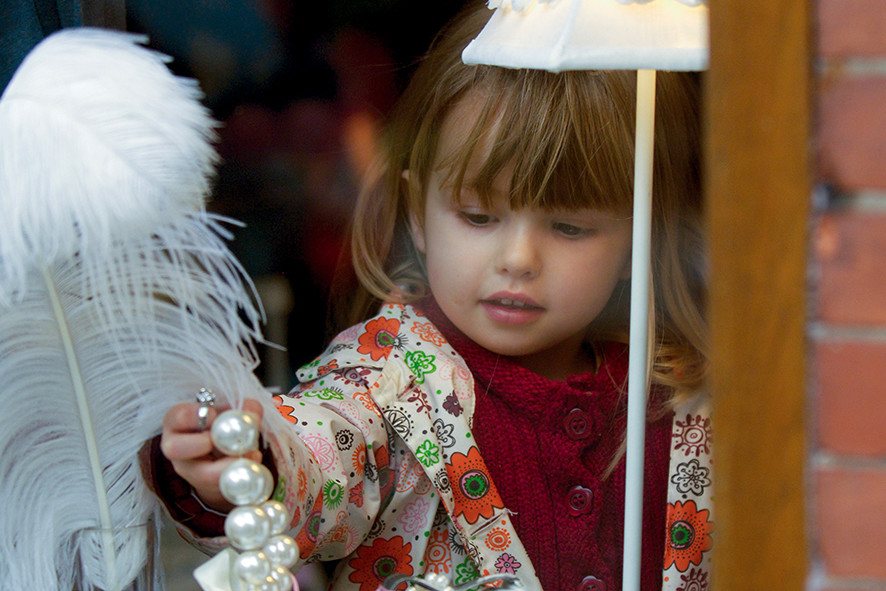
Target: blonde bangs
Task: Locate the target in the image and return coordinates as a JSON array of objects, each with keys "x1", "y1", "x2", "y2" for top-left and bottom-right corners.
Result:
[{"x1": 434, "y1": 67, "x2": 637, "y2": 214}]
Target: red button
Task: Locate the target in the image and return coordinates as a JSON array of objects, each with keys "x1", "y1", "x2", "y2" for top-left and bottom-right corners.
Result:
[
  {"x1": 577, "y1": 576, "x2": 606, "y2": 591},
  {"x1": 563, "y1": 408, "x2": 592, "y2": 439},
  {"x1": 567, "y1": 485, "x2": 593, "y2": 516}
]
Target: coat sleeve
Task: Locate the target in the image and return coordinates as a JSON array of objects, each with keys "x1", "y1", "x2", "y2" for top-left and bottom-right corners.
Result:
[
  {"x1": 266, "y1": 364, "x2": 396, "y2": 564},
  {"x1": 141, "y1": 366, "x2": 396, "y2": 561}
]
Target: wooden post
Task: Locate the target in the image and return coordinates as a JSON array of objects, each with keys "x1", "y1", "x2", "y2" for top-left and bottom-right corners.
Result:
[{"x1": 706, "y1": 0, "x2": 811, "y2": 588}]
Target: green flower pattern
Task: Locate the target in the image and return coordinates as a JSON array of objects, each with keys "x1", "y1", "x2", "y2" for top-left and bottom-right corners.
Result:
[
  {"x1": 273, "y1": 476, "x2": 287, "y2": 502},
  {"x1": 323, "y1": 480, "x2": 345, "y2": 509},
  {"x1": 304, "y1": 387, "x2": 344, "y2": 401},
  {"x1": 415, "y1": 439, "x2": 440, "y2": 467},
  {"x1": 405, "y1": 350, "x2": 436, "y2": 384},
  {"x1": 454, "y1": 557, "x2": 480, "y2": 585}
]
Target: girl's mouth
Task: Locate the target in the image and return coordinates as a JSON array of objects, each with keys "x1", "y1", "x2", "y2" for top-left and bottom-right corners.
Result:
[
  {"x1": 489, "y1": 298, "x2": 541, "y2": 310},
  {"x1": 481, "y1": 294, "x2": 544, "y2": 324},
  {"x1": 482, "y1": 292, "x2": 543, "y2": 309}
]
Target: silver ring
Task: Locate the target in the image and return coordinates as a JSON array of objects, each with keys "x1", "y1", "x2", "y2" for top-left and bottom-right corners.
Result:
[{"x1": 196, "y1": 388, "x2": 216, "y2": 430}]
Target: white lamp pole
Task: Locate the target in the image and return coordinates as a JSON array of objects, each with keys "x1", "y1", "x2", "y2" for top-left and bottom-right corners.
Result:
[{"x1": 623, "y1": 66, "x2": 656, "y2": 591}]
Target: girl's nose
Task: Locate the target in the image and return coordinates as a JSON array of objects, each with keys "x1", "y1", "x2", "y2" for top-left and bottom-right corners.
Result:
[{"x1": 496, "y1": 223, "x2": 541, "y2": 279}]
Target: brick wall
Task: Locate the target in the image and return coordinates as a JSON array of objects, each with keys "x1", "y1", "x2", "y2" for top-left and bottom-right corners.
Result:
[{"x1": 812, "y1": 1, "x2": 886, "y2": 589}]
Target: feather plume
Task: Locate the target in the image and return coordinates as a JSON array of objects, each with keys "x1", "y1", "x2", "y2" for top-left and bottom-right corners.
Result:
[{"x1": 0, "y1": 28, "x2": 284, "y2": 590}]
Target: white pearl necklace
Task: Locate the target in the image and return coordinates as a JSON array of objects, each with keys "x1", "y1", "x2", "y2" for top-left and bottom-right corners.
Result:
[{"x1": 211, "y1": 409, "x2": 298, "y2": 591}]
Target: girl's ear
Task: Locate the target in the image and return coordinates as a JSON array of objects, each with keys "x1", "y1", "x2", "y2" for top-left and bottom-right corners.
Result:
[{"x1": 403, "y1": 170, "x2": 427, "y2": 254}]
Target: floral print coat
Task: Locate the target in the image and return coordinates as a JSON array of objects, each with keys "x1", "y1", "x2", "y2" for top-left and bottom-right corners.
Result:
[{"x1": 183, "y1": 303, "x2": 714, "y2": 591}]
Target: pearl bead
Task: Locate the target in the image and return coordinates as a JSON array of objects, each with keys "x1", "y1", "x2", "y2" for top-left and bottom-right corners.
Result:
[
  {"x1": 225, "y1": 505, "x2": 272, "y2": 551},
  {"x1": 262, "y1": 534, "x2": 298, "y2": 568},
  {"x1": 220, "y1": 458, "x2": 274, "y2": 506},
  {"x1": 260, "y1": 500, "x2": 289, "y2": 535},
  {"x1": 258, "y1": 573, "x2": 288, "y2": 591},
  {"x1": 269, "y1": 566, "x2": 293, "y2": 591},
  {"x1": 232, "y1": 550, "x2": 272, "y2": 585},
  {"x1": 211, "y1": 409, "x2": 260, "y2": 456},
  {"x1": 424, "y1": 572, "x2": 450, "y2": 588}
]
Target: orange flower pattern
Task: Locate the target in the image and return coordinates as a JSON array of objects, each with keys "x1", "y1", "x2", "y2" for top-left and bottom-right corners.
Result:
[
  {"x1": 425, "y1": 527, "x2": 452, "y2": 574},
  {"x1": 346, "y1": 535, "x2": 414, "y2": 591},
  {"x1": 273, "y1": 395, "x2": 298, "y2": 424},
  {"x1": 445, "y1": 446, "x2": 505, "y2": 525},
  {"x1": 412, "y1": 321, "x2": 446, "y2": 346},
  {"x1": 664, "y1": 500, "x2": 713, "y2": 572},
  {"x1": 356, "y1": 317, "x2": 401, "y2": 361},
  {"x1": 485, "y1": 527, "x2": 511, "y2": 552},
  {"x1": 293, "y1": 496, "x2": 324, "y2": 559},
  {"x1": 319, "y1": 360, "x2": 339, "y2": 374},
  {"x1": 352, "y1": 443, "x2": 367, "y2": 474}
]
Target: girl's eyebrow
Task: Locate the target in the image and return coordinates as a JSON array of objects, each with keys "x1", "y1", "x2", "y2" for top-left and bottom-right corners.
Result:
[
  {"x1": 549, "y1": 207, "x2": 632, "y2": 221},
  {"x1": 438, "y1": 176, "x2": 482, "y2": 198},
  {"x1": 436, "y1": 178, "x2": 463, "y2": 192},
  {"x1": 435, "y1": 165, "x2": 477, "y2": 188}
]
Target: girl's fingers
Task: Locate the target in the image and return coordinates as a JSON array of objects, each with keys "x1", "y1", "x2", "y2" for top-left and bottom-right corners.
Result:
[
  {"x1": 171, "y1": 456, "x2": 237, "y2": 511},
  {"x1": 177, "y1": 455, "x2": 235, "y2": 486},
  {"x1": 163, "y1": 402, "x2": 218, "y2": 433},
  {"x1": 242, "y1": 398, "x2": 264, "y2": 421},
  {"x1": 159, "y1": 397, "x2": 268, "y2": 512},
  {"x1": 242, "y1": 449, "x2": 263, "y2": 464},
  {"x1": 161, "y1": 397, "x2": 266, "y2": 462},
  {"x1": 164, "y1": 398, "x2": 264, "y2": 433},
  {"x1": 170, "y1": 449, "x2": 266, "y2": 512},
  {"x1": 160, "y1": 430, "x2": 214, "y2": 461}
]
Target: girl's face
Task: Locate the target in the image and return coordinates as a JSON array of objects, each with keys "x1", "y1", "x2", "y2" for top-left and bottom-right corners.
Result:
[{"x1": 409, "y1": 98, "x2": 633, "y2": 381}]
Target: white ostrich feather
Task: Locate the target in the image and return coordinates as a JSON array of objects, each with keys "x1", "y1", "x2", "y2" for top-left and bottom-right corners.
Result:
[{"x1": 0, "y1": 28, "x2": 282, "y2": 590}]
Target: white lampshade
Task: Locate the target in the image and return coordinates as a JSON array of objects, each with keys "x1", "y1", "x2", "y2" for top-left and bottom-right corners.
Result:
[{"x1": 462, "y1": 0, "x2": 709, "y2": 72}]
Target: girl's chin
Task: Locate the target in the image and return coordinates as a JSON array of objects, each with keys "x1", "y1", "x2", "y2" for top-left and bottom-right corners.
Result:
[{"x1": 469, "y1": 336, "x2": 543, "y2": 359}]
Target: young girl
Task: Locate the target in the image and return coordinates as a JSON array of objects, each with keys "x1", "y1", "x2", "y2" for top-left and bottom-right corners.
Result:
[{"x1": 155, "y1": 2, "x2": 712, "y2": 590}]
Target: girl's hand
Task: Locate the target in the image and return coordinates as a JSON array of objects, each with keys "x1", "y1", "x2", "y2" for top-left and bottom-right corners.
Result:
[{"x1": 160, "y1": 398, "x2": 265, "y2": 512}]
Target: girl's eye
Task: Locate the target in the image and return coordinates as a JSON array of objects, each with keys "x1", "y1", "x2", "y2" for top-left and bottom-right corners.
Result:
[
  {"x1": 459, "y1": 211, "x2": 494, "y2": 226},
  {"x1": 553, "y1": 222, "x2": 592, "y2": 237}
]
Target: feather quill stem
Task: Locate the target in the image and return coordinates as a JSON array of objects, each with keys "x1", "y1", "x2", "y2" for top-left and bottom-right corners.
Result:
[{"x1": 41, "y1": 265, "x2": 118, "y2": 587}]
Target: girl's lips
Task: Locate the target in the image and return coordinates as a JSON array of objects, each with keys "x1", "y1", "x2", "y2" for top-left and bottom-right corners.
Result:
[
  {"x1": 480, "y1": 294, "x2": 544, "y2": 325},
  {"x1": 483, "y1": 292, "x2": 542, "y2": 308}
]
